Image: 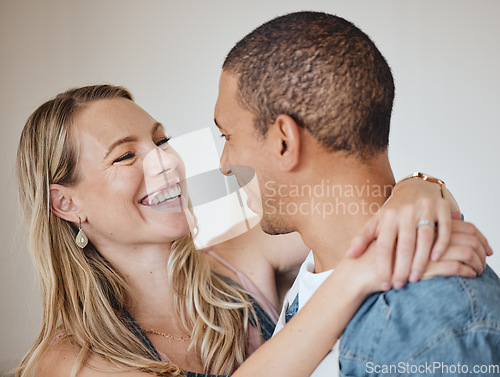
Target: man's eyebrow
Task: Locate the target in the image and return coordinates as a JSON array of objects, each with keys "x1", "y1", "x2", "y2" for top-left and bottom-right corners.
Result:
[{"x1": 104, "y1": 122, "x2": 163, "y2": 159}]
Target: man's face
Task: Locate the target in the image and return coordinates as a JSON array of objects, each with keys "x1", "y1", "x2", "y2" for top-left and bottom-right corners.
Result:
[{"x1": 214, "y1": 71, "x2": 285, "y2": 233}]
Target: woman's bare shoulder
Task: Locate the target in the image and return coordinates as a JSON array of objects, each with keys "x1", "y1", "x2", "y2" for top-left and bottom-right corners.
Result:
[
  {"x1": 36, "y1": 336, "x2": 77, "y2": 377},
  {"x1": 36, "y1": 336, "x2": 149, "y2": 377}
]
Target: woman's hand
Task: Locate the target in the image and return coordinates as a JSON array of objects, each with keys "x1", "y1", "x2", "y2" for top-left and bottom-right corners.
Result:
[
  {"x1": 340, "y1": 219, "x2": 491, "y2": 296},
  {"x1": 346, "y1": 218, "x2": 492, "y2": 292},
  {"x1": 346, "y1": 177, "x2": 493, "y2": 290},
  {"x1": 422, "y1": 220, "x2": 490, "y2": 280},
  {"x1": 336, "y1": 240, "x2": 384, "y2": 295}
]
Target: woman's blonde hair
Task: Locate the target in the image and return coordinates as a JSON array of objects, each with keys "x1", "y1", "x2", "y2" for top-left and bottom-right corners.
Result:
[{"x1": 14, "y1": 85, "x2": 255, "y2": 376}]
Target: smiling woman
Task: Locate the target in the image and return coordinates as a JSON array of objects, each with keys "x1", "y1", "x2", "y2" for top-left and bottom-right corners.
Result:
[{"x1": 15, "y1": 85, "x2": 263, "y2": 376}]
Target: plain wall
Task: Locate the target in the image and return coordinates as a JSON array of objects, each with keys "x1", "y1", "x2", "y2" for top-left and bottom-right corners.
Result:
[{"x1": 1, "y1": 0, "x2": 499, "y2": 372}]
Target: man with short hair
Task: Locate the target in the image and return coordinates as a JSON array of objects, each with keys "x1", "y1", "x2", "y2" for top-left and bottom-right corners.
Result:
[{"x1": 215, "y1": 11, "x2": 500, "y2": 376}]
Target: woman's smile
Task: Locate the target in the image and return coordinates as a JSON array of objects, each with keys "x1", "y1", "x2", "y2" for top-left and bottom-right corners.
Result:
[{"x1": 140, "y1": 180, "x2": 182, "y2": 206}]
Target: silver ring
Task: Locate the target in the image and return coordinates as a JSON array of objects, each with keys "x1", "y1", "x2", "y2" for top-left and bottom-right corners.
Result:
[{"x1": 417, "y1": 220, "x2": 435, "y2": 229}]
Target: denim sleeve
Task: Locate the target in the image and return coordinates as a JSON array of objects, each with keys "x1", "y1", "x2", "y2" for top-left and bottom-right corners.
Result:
[
  {"x1": 401, "y1": 267, "x2": 500, "y2": 376},
  {"x1": 340, "y1": 266, "x2": 500, "y2": 377},
  {"x1": 404, "y1": 329, "x2": 500, "y2": 376}
]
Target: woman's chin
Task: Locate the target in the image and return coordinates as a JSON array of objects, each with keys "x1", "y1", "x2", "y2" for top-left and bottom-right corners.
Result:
[
  {"x1": 142, "y1": 195, "x2": 196, "y2": 240},
  {"x1": 170, "y1": 195, "x2": 196, "y2": 239}
]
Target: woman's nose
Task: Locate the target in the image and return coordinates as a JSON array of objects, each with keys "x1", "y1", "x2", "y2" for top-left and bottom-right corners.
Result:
[{"x1": 143, "y1": 146, "x2": 178, "y2": 177}]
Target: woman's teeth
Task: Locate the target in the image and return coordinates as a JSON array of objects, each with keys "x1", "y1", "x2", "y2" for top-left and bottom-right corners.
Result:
[{"x1": 149, "y1": 184, "x2": 181, "y2": 205}]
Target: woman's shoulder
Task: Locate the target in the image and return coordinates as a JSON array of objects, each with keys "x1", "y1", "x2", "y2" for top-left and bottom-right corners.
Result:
[
  {"x1": 36, "y1": 335, "x2": 79, "y2": 377},
  {"x1": 207, "y1": 221, "x2": 309, "y2": 308},
  {"x1": 207, "y1": 221, "x2": 279, "y2": 271},
  {"x1": 37, "y1": 335, "x2": 150, "y2": 377},
  {"x1": 208, "y1": 220, "x2": 308, "y2": 274}
]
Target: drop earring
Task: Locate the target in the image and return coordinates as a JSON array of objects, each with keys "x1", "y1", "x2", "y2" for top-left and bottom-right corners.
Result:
[{"x1": 75, "y1": 217, "x2": 88, "y2": 249}]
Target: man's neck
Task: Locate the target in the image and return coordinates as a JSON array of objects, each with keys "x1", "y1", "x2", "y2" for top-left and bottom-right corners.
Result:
[{"x1": 294, "y1": 153, "x2": 395, "y2": 273}]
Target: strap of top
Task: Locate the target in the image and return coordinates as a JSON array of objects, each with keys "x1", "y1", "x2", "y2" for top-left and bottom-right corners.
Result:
[{"x1": 202, "y1": 248, "x2": 280, "y2": 323}]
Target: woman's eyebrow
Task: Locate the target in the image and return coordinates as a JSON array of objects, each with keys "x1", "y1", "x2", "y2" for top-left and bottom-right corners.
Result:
[
  {"x1": 104, "y1": 136, "x2": 137, "y2": 159},
  {"x1": 104, "y1": 122, "x2": 163, "y2": 159}
]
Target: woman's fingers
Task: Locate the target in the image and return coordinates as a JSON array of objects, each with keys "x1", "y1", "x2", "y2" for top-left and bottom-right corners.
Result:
[
  {"x1": 345, "y1": 216, "x2": 378, "y2": 258},
  {"x1": 345, "y1": 203, "x2": 493, "y2": 291},
  {"x1": 391, "y1": 208, "x2": 417, "y2": 288},
  {"x1": 376, "y1": 198, "x2": 454, "y2": 289},
  {"x1": 429, "y1": 199, "x2": 453, "y2": 260},
  {"x1": 374, "y1": 209, "x2": 398, "y2": 290},
  {"x1": 422, "y1": 260, "x2": 477, "y2": 280},
  {"x1": 439, "y1": 245, "x2": 484, "y2": 275},
  {"x1": 451, "y1": 221, "x2": 493, "y2": 257},
  {"x1": 441, "y1": 224, "x2": 488, "y2": 274},
  {"x1": 420, "y1": 220, "x2": 490, "y2": 280},
  {"x1": 393, "y1": 198, "x2": 446, "y2": 284},
  {"x1": 405, "y1": 199, "x2": 452, "y2": 283},
  {"x1": 407, "y1": 222, "x2": 435, "y2": 283}
]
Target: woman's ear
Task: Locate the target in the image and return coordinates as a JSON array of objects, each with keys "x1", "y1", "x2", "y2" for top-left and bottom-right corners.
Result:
[
  {"x1": 271, "y1": 114, "x2": 302, "y2": 172},
  {"x1": 49, "y1": 184, "x2": 83, "y2": 223}
]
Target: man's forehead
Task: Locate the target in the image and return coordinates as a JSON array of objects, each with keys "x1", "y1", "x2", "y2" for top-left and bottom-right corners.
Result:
[
  {"x1": 219, "y1": 70, "x2": 239, "y2": 90},
  {"x1": 215, "y1": 72, "x2": 238, "y2": 108},
  {"x1": 214, "y1": 72, "x2": 247, "y2": 132},
  {"x1": 213, "y1": 77, "x2": 229, "y2": 131}
]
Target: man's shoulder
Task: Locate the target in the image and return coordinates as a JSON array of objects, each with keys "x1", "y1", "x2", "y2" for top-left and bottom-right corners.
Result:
[
  {"x1": 340, "y1": 266, "x2": 500, "y2": 369},
  {"x1": 348, "y1": 266, "x2": 500, "y2": 332},
  {"x1": 381, "y1": 265, "x2": 500, "y2": 323}
]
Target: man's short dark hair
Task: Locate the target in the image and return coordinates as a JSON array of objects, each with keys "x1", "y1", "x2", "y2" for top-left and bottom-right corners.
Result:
[{"x1": 223, "y1": 11, "x2": 395, "y2": 160}]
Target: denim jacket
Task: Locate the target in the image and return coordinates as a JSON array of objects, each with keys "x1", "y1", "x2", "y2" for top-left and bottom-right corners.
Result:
[{"x1": 339, "y1": 265, "x2": 500, "y2": 376}]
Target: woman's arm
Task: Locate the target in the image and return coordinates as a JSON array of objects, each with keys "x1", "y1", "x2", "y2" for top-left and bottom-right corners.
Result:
[
  {"x1": 210, "y1": 223, "x2": 309, "y2": 309},
  {"x1": 232, "y1": 244, "x2": 378, "y2": 377}
]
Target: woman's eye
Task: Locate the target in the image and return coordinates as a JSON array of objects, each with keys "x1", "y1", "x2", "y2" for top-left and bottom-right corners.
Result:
[
  {"x1": 156, "y1": 137, "x2": 171, "y2": 147},
  {"x1": 113, "y1": 152, "x2": 135, "y2": 163}
]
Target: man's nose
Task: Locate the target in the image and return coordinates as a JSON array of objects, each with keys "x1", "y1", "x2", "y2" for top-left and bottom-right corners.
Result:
[
  {"x1": 219, "y1": 145, "x2": 233, "y2": 176},
  {"x1": 219, "y1": 163, "x2": 233, "y2": 176}
]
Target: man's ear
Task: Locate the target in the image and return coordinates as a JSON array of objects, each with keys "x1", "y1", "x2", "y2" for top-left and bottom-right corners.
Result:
[
  {"x1": 49, "y1": 184, "x2": 83, "y2": 223},
  {"x1": 271, "y1": 114, "x2": 302, "y2": 172}
]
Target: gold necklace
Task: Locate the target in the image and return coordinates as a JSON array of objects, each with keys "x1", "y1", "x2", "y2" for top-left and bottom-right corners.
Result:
[{"x1": 144, "y1": 329, "x2": 192, "y2": 342}]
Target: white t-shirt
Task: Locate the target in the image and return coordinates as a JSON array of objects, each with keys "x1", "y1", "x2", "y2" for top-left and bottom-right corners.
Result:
[{"x1": 273, "y1": 251, "x2": 340, "y2": 377}]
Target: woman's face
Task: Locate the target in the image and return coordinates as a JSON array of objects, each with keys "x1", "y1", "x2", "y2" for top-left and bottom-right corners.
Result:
[{"x1": 69, "y1": 97, "x2": 192, "y2": 251}]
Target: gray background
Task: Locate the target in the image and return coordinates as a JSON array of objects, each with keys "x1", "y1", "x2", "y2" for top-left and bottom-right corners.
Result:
[{"x1": 1, "y1": 0, "x2": 499, "y2": 372}]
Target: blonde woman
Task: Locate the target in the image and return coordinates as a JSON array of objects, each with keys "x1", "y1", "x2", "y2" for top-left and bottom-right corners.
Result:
[{"x1": 14, "y1": 85, "x2": 489, "y2": 377}]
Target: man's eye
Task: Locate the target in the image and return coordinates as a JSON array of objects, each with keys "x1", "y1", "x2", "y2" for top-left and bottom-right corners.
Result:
[
  {"x1": 156, "y1": 137, "x2": 171, "y2": 146},
  {"x1": 113, "y1": 152, "x2": 135, "y2": 163}
]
